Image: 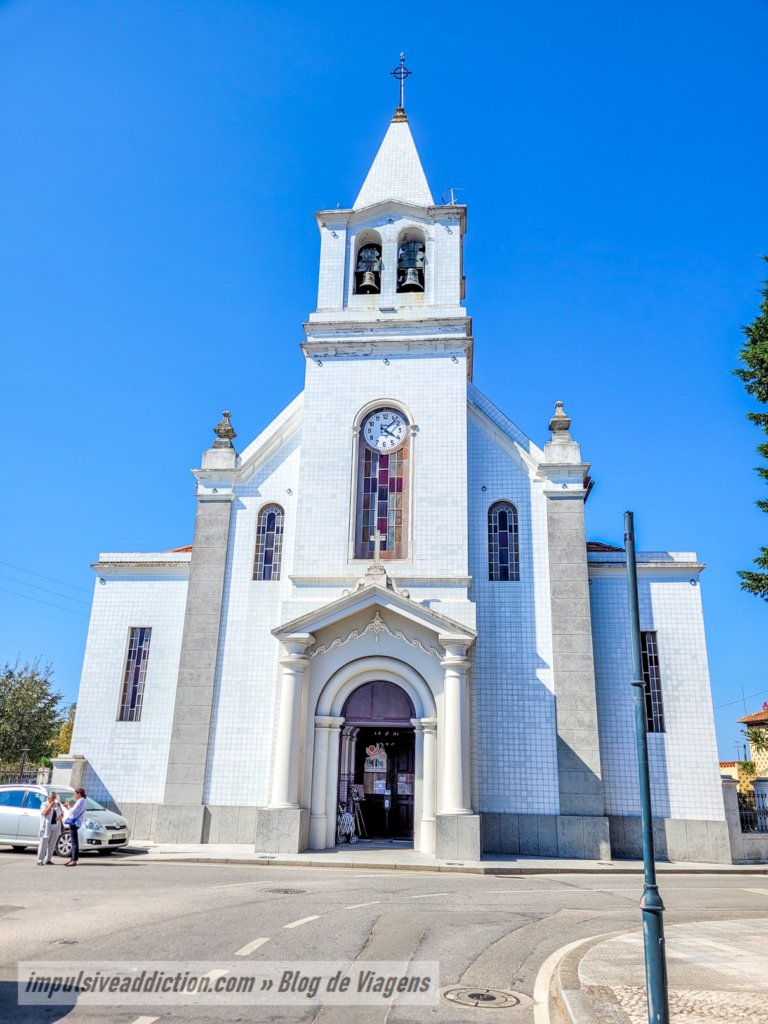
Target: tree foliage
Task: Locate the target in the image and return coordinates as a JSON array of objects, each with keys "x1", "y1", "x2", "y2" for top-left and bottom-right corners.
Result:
[
  {"x1": 50, "y1": 703, "x2": 76, "y2": 758},
  {"x1": 734, "y1": 256, "x2": 768, "y2": 600},
  {"x1": 0, "y1": 660, "x2": 65, "y2": 764}
]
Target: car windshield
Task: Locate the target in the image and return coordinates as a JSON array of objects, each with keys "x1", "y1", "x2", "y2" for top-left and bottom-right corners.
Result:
[{"x1": 44, "y1": 788, "x2": 104, "y2": 810}]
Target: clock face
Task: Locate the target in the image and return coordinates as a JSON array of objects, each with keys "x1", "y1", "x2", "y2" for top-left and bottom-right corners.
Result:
[{"x1": 363, "y1": 409, "x2": 407, "y2": 451}]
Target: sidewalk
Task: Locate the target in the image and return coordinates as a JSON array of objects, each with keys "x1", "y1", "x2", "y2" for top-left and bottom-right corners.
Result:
[
  {"x1": 558, "y1": 918, "x2": 768, "y2": 1023},
  {"x1": 123, "y1": 841, "x2": 768, "y2": 874}
]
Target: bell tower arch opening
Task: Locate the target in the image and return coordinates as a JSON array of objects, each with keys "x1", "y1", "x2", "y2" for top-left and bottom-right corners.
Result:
[{"x1": 337, "y1": 680, "x2": 416, "y2": 845}]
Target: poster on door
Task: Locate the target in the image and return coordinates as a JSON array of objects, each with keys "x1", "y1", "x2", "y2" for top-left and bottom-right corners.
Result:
[{"x1": 364, "y1": 743, "x2": 387, "y2": 773}]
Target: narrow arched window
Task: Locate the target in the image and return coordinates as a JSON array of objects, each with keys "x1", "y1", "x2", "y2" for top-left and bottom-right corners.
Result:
[
  {"x1": 355, "y1": 407, "x2": 410, "y2": 560},
  {"x1": 253, "y1": 505, "x2": 284, "y2": 581},
  {"x1": 488, "y1": 502, "x2": 519, "y2": 581}
]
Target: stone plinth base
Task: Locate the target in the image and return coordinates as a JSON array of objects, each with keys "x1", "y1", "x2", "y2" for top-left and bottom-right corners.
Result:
[
  {"x1": 481, "y1": 813, "x2": 610, "y2": 859},
  {"x1": 154, "y1": 804, "x2": 206, "y2": 844},
  {"x1": 435, "y1": 813, "x2": 482, "y2": 861},
  {"x1": 255, "y1": 808, "x2": 309, "y2": 854},
  {"x1": 609, "y1": 815, "x2": 731, "y2": 864}
]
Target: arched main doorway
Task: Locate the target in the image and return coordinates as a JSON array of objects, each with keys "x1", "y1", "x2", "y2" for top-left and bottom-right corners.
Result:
[{"x1": 338, "y1": 680, "x2": 415, "y2": 844}]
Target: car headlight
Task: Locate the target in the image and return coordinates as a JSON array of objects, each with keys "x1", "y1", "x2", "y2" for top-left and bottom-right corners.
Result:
[{"x1": 84, "y1": 819, "x2": 106, "y2": 832}]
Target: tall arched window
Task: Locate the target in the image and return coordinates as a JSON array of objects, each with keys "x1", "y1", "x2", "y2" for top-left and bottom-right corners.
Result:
[
  {"x1": 355, "y1": 407, "x2": 410, "y2": 560},
  {"x1": 253, "y1": 505, "x2": 284, "y2": 581},
  {"x1": 488, "y1": 502, "x2": 519, "y2": 581}
]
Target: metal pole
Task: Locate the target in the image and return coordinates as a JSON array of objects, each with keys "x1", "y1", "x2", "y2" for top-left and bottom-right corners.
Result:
[
  {"x1": 624, "y1": 511, "x2": 669, "y2": 1024},
  {"x1": 18, "y1": 745, "x2": 28, "y2": 782}
]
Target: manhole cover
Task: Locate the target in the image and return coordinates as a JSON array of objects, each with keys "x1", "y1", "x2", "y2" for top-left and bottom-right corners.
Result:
[
  {"x1": 264, "y1": 888, "x2": 306, "y2": 895},
  {"x1": 443, "y1": 987, "x2": 521, "y2": 1008}
]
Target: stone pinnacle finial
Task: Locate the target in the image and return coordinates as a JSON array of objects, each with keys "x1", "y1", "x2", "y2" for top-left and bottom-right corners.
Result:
[
  {"x1": 212, "y1": 410, "x2": 237, "y2": 449},
  {"x1": 549, "y1": 401, "x2": 572, "y2": 438}
]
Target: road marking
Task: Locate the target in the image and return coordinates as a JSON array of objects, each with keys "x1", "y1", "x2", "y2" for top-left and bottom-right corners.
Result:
[
  {"x1": 284, "y1": 915, "x2": 320, "y2": 929},
  {"x1": 345, "y1": 900, "x2": 381, "y2": 909},
  {"x1": 411, "y1": 892, "x2": 449, "y2": 898},
  {"x1": 743, "y1": 888, "x2": 768, "y2": 896},
  {"x1": 130, "y1": 1018, "x2": 160, "y2": 1024},
  {"x1": 235, "y1": 937, "x2": 270, "y2": 956}
]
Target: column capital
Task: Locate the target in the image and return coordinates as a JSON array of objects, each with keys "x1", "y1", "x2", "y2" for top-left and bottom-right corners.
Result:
[
  {"x1": 438, "y1": 635, "x2": 473, "y2": 660},
  {"x1": 314, "y1": 715, "x2": 345, "y2": 729},
  {"x1": 413, "y1": 716, "x2": 437, "y2": 733},
  {"x1": 279, "y1": 633, "x2": 316, "y2": 667}
]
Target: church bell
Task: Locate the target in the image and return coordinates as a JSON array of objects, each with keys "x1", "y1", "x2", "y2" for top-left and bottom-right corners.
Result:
[
  {"x1": 399, "y1": 267, "x2": 422, "y2": 292},
  {"x1": 358, "y1": 270, "x2": 378, "y2": 294}
]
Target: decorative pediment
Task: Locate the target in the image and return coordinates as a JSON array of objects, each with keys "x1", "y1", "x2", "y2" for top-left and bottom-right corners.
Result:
[{"x1": 272, "y1": 564, "x2": 476, "y2": 647}]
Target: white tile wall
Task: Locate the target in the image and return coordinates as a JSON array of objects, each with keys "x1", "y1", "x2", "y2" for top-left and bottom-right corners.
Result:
[
  {"x1": 204, "y1": 436, "x2": 302, "y2": 805},
  {"x1": 590, "y1": 567, "x2": 724, "y2": 820},
  {"x1": 467, "y1": 414, "x2": 560, "y2": 815},
  {"x1": 71, "y1": 574, "x2": 188, "y2": 804}
]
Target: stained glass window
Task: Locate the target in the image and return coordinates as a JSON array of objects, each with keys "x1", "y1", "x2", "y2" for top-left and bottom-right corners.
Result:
[
  {"x1": 118, "y1": 627, "x2": 151, "y2": 722},
  {"x1": 641, "y1": 631, "x2": 665, "y2": 732},
  {"x1": 253, "y1": 504, "x2": 284, "y2": 581},
  {"x1": 356, "y1": 411, "x2": 409, "y2": 560},
  {"x1": 488, "y1": 502, "x2": 520, "y2": 581}
]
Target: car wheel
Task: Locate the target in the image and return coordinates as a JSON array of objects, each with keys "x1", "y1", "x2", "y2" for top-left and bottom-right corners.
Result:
[
  {"x1": 97, "y1": 849, "x2": 113, "y2": 856},
  {"x1": 55, "y1": 832, "x2": 73, "y2": 858}
]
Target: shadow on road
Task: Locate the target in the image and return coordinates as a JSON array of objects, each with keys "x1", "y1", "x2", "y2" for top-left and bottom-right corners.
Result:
[{"x1": 0, "y1": 981, "x2": 72, "y2": 1023}]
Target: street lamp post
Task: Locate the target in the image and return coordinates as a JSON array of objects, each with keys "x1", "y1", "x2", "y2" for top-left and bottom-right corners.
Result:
[{"x1": 624, "y1": 511, "x2": 669, "y2": 1024}]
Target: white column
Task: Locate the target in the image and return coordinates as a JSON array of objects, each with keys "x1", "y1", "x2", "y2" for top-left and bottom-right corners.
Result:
[
  {"x1": 421, "y1": 717, "x2": 438, "y2": 853},
  {"x1": 411, "y1": 719, "x2": 424, "y2": 851},
  {"x1": 440, "y1": 638, "x2": 473, "y2": 814},
  {"x1": 325, "y1": 717, "x2": 345, "y2": 849},
  {"x1": 268, "y1": 634, "x2": 314, "y2": 809},
  {"x1": 308, "y1": 716, "x2": 334, "y2": 849}
]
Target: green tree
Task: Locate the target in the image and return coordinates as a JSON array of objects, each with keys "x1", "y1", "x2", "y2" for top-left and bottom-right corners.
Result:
[
  {"x1": 50, "y1": 703, "x2": 76, "y2": 758},
  {"x1": 0, "y1": 660, "x2": 65, "y2": 764},
  {"x1": 734, "y1": 256, "x2": 768, "y2": 600}
]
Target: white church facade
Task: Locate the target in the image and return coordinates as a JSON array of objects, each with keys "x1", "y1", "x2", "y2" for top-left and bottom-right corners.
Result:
[{"x1": 69, "y1": 102, "x2": 729, "y2": 863}]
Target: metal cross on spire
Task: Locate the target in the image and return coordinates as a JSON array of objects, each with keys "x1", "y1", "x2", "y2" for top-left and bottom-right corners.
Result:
[{"x1": 390, "y1": 53, "x2": 412, "y2": 110}]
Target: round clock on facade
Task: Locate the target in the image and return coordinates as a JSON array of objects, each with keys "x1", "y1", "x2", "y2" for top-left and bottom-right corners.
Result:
[{"x1": 363, "y1": 408, "x2": 407, "y2": 451}]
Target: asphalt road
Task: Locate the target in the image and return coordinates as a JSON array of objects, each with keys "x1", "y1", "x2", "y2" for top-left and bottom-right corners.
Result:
[{"x1": 1, "y1": 846, "x2": 767, "y2": 1024}]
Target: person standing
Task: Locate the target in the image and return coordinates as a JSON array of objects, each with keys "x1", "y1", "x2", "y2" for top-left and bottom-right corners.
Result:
[
  {"x1": 64, "y1": 787, "x2": 86, "y2": 867},
  {"x1": 37, "y1": 791, "x2": 64, "y2": 865}
]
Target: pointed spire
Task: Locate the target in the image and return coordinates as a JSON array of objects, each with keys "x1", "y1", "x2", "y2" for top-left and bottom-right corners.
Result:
[{"x1": 353, "y1": 118, "x2": 434, "y2": 210}]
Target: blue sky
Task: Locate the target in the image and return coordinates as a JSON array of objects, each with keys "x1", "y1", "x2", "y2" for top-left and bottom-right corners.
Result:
[{"x1": 1, "y1": 0, "x2": 767, "y2": 760}]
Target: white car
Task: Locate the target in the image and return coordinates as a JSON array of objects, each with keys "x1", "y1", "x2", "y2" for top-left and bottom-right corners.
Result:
[{"x1": 0, "y1": 784, "x2": 131, "y2": 856}]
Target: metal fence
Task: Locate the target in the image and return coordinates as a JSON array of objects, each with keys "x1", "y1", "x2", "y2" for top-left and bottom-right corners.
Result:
[
  {"x1": 0, "y1": 766, "x2": 52, "y2": 785},
  {"x1": 739, "y1": 791, "x2": 768, "y2": 833}
]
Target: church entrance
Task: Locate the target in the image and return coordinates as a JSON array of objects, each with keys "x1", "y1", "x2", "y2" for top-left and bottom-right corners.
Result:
[{"x1": 338, "y1": 681, "x2": 415, "y2": 845}]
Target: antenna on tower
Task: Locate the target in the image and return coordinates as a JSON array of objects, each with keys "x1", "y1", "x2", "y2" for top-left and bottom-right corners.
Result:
[{"x1": 440, "y1": 187, "x2": 466, "y2": 205}]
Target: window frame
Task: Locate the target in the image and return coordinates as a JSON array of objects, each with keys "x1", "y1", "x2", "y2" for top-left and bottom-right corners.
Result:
[
  {"x1": 487, "y1": 500, "x2": 520, "y2": 582},
  {"x1": 640, "y1": 630, "x2": 665, "y2": 733},
  {"x1": 253, "y1": 503, "x2": 285, "y2": 581},
  {"x1": 118, "y1": 626, "x2": 152, "y2": 723},
  {"x1": 348, "y1": 400, "x2": 416, "y2": 564}
]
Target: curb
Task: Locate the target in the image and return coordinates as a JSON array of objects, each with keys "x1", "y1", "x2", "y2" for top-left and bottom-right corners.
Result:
[
  {"x1": 122, "y1": 848, "x2": 768, "y2": 875},
  {"x1": 554, "y1": 930, "x2": 633, "y2": 1024}
]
